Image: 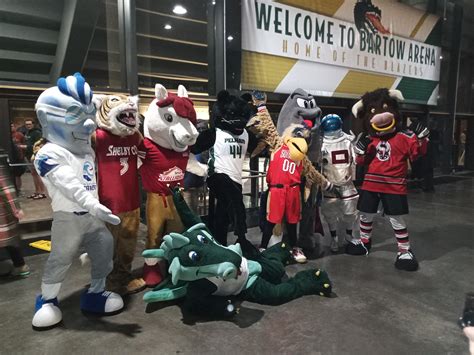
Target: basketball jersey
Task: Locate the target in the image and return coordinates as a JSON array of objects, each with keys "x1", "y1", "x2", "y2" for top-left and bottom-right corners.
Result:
[
  {"x1": 95, "y1": 128, "x2": 140, "y2": 214},
  {"x1": 208, "y1": 128, "x2": 248, "y2": 185},
  {"x1": 321, "y1": 133, "x2": 356, "y2": 185},
  {"x1": 139, "y1": 138, "x2": 189, "y2": 195},
  {"x1": 266, "y1": 144, "x2": 303, "y2": 186}
]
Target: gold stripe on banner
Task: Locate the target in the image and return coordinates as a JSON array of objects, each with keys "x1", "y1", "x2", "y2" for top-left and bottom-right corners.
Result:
[
  {"x1": 410, "y1": 12, "x2": 430, "y2": 38},
  {"x1": 241, "y1": 51, "x2": 297, "y2": 92},
  {"x1": 335, "y1": 71, "x2": 397, "y2": 95},
  {"x1": 275, "y1": 0, "x2": 344, "y2": 17}
]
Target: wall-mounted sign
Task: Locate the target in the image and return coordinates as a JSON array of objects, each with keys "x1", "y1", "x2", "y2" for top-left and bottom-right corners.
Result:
[{"x1": 241, "y1": 0, "x2": 442, "y2": 105}]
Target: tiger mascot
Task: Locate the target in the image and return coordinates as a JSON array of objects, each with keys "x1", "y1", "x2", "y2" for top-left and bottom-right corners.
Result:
[{"x1": 93, "y1": 94, "x2": 146, "y2": 295}]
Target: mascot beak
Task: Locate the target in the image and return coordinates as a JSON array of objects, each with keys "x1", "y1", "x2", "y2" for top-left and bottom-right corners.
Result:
[{"x1": 284, "y1": 137, "x2": 307, "y2": 162}]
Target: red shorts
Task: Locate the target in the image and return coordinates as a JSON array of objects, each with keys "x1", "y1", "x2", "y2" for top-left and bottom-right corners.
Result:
[{"x1": 266, "y1": 185, "x2": 301, "y2": 224}]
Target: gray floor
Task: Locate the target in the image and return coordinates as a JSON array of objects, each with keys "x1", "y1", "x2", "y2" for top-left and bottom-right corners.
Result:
[{"x1": 1, "y1": 177, "x2": 473, "y2": 354}]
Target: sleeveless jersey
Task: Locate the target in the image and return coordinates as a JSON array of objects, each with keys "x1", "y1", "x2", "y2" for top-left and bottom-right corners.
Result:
[
  {"x1": 95, "y1": 128, "x2": 140, "y2": 214},
  {"x1": 266, "y1": 144, "x2": 303, "y2": 186},
  {"x1": 208, "y1": 128, "x2": 248, "y2": 185},
  {"x1": 321, "y1": 133, "x2": 356, "y2": 186},
  {"x1": 209, "y1": 257, "x2": 249, "y2": 296},
  {"x1": 139, "y1": 138, "x2": 189, "y2": 195}
]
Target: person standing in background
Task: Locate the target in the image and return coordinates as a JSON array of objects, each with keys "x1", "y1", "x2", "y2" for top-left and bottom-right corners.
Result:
[
  {"x1": 10, "y1": 123, "x2": 26, "y2": 194},
  {"x1": 23, "y1": 119, "x2": 47, "y2": 199},
  {"x1": 0, "y1": 147, "x2": 30, "y2": 277}
]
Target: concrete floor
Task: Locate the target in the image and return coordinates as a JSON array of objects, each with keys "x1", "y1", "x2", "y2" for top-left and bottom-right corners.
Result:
[{"x1": 1, "y1": 176, "x2": 473, "y2": 354}]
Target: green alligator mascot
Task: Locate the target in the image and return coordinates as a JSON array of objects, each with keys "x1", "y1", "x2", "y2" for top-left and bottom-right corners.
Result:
[{"x1": 142, "y1": 188, "x2": 332, "y2": 317}]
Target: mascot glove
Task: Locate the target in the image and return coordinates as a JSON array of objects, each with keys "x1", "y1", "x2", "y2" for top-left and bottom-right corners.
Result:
[
  {"x1": 354, "y1": 133, "x2": 371, "y2": 155},
  {"x1": 324, "y1": 182, "x2": 342, "y2": 198},
  {"x1": 409, "y1": 121, "x2": 430, "y2": 139},
  {"x1": 93, "y1": 204, "x2": 121, "y2": 225}
]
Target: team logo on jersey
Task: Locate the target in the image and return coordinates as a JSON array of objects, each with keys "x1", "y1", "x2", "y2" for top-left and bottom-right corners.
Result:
[
  {"x1": 159, "y1": 166, "x2": 184, "y2": 182},
  {"x1": 376, "y1": 141, "x2": 391, "y2": 161},
  {"x1": 83, "y1": 161, "x2": 94, "y2": 181}
]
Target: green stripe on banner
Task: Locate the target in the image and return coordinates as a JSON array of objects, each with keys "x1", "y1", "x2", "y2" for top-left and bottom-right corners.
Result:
[
  {"x1": 424, "y1": 19, "x2": 442, "y2": 46},
  {"x1": 396, "y1": 77, "x2": 438, "y2": 103}
]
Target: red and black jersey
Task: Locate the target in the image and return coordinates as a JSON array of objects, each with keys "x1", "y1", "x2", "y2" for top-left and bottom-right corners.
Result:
[{"x1": 356, "y1": 131, "x2": 428, "y2": 194}]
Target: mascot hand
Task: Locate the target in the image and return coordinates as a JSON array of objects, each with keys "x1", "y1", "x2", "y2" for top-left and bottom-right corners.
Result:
[
  {"x1": 94, "y1": 204, "x2": 121, "y2": 225},
  {"x1": 324, "y1": 182, "x2": 342, "y2": 198},
  {"x1": 354, "y1": 133, "x2": 371, "y2": 155},
  {"x1": 409, "y1": 121, "x2": 430, "y2": 139}
]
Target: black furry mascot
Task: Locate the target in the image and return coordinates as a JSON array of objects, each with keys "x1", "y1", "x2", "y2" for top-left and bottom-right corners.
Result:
[
  {"x1": 192, "y1": 90, "x2": 257, "y2": 255},
  {"x1": 348, "y1": 88, "x2": 429, "y2": 271}
]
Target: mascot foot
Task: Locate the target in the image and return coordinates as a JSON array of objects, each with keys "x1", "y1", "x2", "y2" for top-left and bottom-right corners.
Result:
[
  {"x1": 295, "y1": 269, "x2": 332, "y2": 297},
  {"x1": 345, "y1": 239, "x2": 371, "y2": 255},
  {"x1": 32, "y1": 295, "x2": 62, "y2": 330},
  {"x1": 80, "y1": 290, "x2": 124, "y2": 315},
  {"x1": 291, "y1": 247, "x2": 307, "y2": 263},
  {"x1": 330, "y1": 237, "x2": 339, "y2": 253},
  {"x1": 143, "y1": 264, "x2": 163, "y2": 287},
  {"x1": 127, "y1": 278, "x2": 147, "y2": 294},
  {"x1": 395, "y1": 250, "x2": 419, "y2": 271}
]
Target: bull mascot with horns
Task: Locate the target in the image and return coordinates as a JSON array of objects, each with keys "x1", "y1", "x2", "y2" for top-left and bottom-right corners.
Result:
[{"x1": 347, "y1": 88, "x2": 429, "y2": 271}]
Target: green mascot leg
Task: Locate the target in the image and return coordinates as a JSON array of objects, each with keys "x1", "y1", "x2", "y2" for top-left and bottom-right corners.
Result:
[
  {"x1": 254, "y1": 242, "x2": 292, "y2": 284},
  {"x1": 241, "y1": 268, "x2": 332, "y2": 305}
]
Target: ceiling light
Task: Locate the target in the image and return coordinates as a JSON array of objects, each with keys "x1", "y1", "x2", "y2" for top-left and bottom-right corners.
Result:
[
  {"x1": 164, "y1": 24, "x2": 172, "y2": 30},
  {"x1": 173, "y1": 5, "x2": 187, "y2": 15},
  {"x1": 227, "y1": 35, "x2": 234, "y2": 41}
]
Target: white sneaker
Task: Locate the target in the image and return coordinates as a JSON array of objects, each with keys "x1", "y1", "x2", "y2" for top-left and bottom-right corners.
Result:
[
  {"x1": 330, "y1": 236, "x2": 339, "y2": 253},
  {"x1": 291, "y1": 247, "x2": 307, "y2": 263}
]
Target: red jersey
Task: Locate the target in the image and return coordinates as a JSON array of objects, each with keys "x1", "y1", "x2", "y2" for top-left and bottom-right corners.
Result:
[
  {"x1": 356, "y1": 131, "x2": 428, "y2": 194},
  {"x1": 266, "y1": 144, "x2": 303, "y2": 186},
  {"x1": 95, "y1": 128, "x2": 141, "y2": 214},
  {"x1": 139, "y1": 138, "x2": 189, "y2": 195}
]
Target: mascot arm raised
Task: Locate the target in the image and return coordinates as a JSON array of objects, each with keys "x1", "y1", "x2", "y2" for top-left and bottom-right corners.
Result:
[
  {"x1": 36, "y1": 156, "x2": 120, "y2": 225},
  {"x1": 190, "y1": 128, "x2": 216, "y2": 155},
  {"x1": 184, "y1": 279, "x2": 238, "y2": 318}
]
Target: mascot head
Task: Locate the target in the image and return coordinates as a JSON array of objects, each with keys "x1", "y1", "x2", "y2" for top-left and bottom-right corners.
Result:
[
  {"x1": 282, "y1": 124, "x2": 309, "y2": 162},
  {"x1": 321, "y1": 114, "x2": 343, "y2": 138},
  {"x1": 352, "y1": 88, "x2": 404, "y2": 136},
  {"x1": 143, "y1": 223, "x2": 242, "y2": 285},
  {"x1": 276, "y1": 88, "x2": 322, "y2": 135},
  {"x1": 212, "y1": 90, "x2": 252, "y2": 136},
  {"x1": 94, "y1": 94, "x2": 139, "y2": 137},
  {"x1": 35, "y1": 73, "x2": 96, "y2": 155},
  {"x1": 144, "y1": 84, "x2": 198, "y2": 152}
]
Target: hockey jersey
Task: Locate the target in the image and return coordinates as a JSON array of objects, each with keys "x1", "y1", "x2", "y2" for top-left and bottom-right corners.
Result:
[
  {"x1": 321, "y1": 133, "x2": 356, "y2": 186},
  {"x1": 95, "y1": 128, "x2": 140, "y2": 214},
  {"x1": 266, "y1": 144, "x2": 303, "y2": 186},
  {"x1": 139, "y1": 138, "x2": 189, "y2": 195},
  {"x1": 208, "y1": 128, "x2": 248, "y2": 185},
  {"x1": 356, "y1": 131, "x2": 428, "y2": 194}
]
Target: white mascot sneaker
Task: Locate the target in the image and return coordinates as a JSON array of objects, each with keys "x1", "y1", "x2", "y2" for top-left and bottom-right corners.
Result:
[
  {"x1": 32, "y1": 296, "x2": 62, "y2": 330},
  {"x1": 80, "y1": 290, "x2": 124, "y2": 315}
]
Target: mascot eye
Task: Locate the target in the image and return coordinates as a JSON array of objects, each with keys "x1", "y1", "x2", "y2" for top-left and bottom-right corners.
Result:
[
  {"x1": 296, "y1": 98, "x2": 307, "y2": 108},
  {"x1": 382, "y1": 103, "x2": 388, "y2": 109},
  {"x1": 370, "y1": 108, "x2": 376, "y2": 114},
  {"x1": 197, "y1": 235, "x2": 208, "y2": 244},
  {"x1": 188, "y1": 251, "x2": 200, "y2": 262},
  {"x1": 164, "y1": 113, "x2": 173, "y2": 122},
  {"x1": 111, "y1": 97, "x2": 119, "y2": 102},
  {"x1": 309, "y1": 99, "x2": 316, "y2": 108}
]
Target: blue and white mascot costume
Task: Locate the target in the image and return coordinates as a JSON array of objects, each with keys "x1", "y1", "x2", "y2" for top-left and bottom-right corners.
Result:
[
  {"x1": 32, "y1": 73, "x2": 124, "y2": 330},
  {"x1": 320, "y1": 114, "x2": 359, "y2": 253}
]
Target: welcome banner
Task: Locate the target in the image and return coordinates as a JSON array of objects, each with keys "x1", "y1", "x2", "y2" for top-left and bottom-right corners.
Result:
[{"x1": 241, "y1": 0, "x2": 442, "y2": 104}]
